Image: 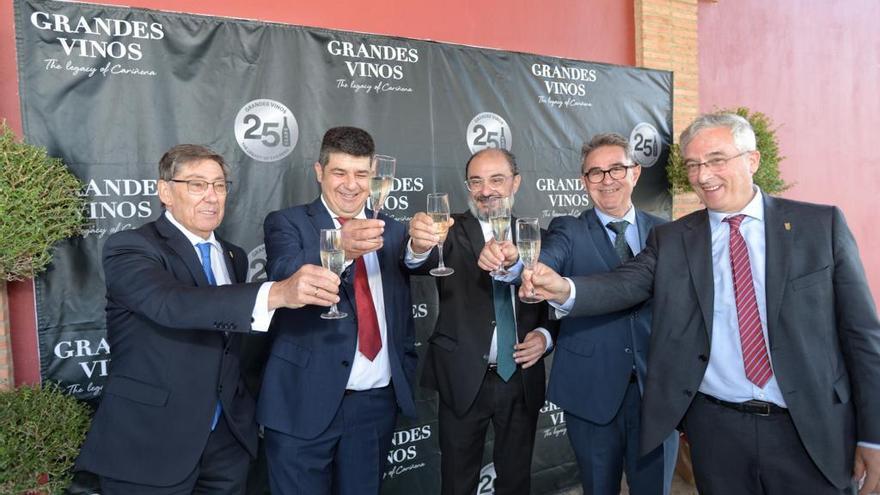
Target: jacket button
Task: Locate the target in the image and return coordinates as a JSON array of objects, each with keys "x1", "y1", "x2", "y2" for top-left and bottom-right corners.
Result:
[
  {"x1": 341, "y1": 360, "x2": 350, "y2": 367},
  {"x1": 490, "y1": 320, "x2": 496, "y2": 326},
  {"x1": 698, "y1": 354, "x2": 708, "y2": 362},
  {"x1": 217, "y1": 385, "x2": 223, "y2": 393}
]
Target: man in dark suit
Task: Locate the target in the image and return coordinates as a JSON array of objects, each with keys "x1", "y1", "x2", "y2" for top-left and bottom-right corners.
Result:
[
  {"x1": 535, "y1": 133, "x2": 677, "y2": 495},
  {"x1": 406, "y1": 148, "x2": 556, "y2": 495},
  {"x1": 524, "y1": 113, "x2": 880, "y2": 495},
  {"x1": 76, "y1": 144, "x2": 340, "y2": 494},
  {"x1": 259, "y1": 127, "x2": 418, "y2": 495}
]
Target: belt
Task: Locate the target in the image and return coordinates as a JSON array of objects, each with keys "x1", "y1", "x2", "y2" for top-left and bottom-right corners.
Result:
[
  {"x1": 344, "y1": 385, "x2": 391, "y2": 396},
  {"x1": 700, "y1": 393, "x2": 788, "y2": 417}
]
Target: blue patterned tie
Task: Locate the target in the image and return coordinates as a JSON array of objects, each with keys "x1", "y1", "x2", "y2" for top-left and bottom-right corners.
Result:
[
  {"x1": 196, "y1": 242, "x2": 223, "y2": 431},
  {"x1": 493, "y1": 280, "x2": 517, "y2": 381},
  {"x1": 606, "y1": 221, "x2": 634, "y2": 262}
]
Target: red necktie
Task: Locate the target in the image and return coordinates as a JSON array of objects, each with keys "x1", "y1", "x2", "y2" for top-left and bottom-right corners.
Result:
[
  {"x1": 725, "y1": 215, "x2": 773, "y2": 388},
  {"x1": 337, "y1": 218, "x2": 382, "y2": 360}
]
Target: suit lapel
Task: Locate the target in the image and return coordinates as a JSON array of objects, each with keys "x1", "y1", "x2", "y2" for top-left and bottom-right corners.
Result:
[
  {"x1": 460, "y1": 211, "x2": 486, "y2": 263},
  {"x1": 218, "y1": 240, "x2": 240, "y2": 283},
  {"x1": 634, "y1": 209, "x2": 655, "y2": 251},
  {"x1": 307, "y1": 197, "x2": 355, "y2": 304},
  {"x1": 763, "y1": 195, "x2": 791, "y2": 345},
  {"x1": 156, "y1": 214, "x2": 211, "y2": 287},
  {"x1": 681, "y1": 211, "x2": 715, "y2": 338},
  {"x1": 584, "y1": 209, "x2": 619, "y2": 269}
]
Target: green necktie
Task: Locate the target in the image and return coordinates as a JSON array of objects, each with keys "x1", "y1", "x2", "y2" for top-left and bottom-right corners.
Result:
[
  {"x1": 492, "y1": 279, "x2": 517, "y2": 381},
  {"x1": 606, "y1": 221, "x2": 634, "y2": 262}
]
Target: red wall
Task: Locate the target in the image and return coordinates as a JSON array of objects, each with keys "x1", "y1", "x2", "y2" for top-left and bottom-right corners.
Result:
[
  {"x1": 699, "y1": 0, "x2": 880, "y2": 305},
  {"x1": 0, "y1": 1, "x2": 634, "y2": 384}
]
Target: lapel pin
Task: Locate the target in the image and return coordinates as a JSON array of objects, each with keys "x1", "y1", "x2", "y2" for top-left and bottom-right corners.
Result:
[
  {"x1": 228, "y1": 250, "x2": 234, "y2": 258},
  {"x1": 784, "y1": 222, "x2": 791, "y2": 231}
]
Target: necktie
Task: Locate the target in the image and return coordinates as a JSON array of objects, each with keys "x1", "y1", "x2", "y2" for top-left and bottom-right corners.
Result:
[
  {"x1": 492, "y1": 280, "x2": 517, "y2": 381},
  {"x1": 724, "y1": 215, "x2": 773, "y2": 388},
  {"x1": 606, "y1": 221, "x2": 634, "y2": 262},
  {"x1": 337, "y1": 218, "x2": 382, "y2": 360},
  {"x1": 197, "y1": 242, "x2": 223, "y2": 431}
]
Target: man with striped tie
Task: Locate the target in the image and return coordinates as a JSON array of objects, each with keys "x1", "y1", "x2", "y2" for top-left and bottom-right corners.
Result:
[{"x1": 524, "y1": 113, "x2": 880, "y2": 495}]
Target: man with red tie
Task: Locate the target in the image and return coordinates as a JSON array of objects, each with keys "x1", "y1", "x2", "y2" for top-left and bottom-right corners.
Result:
[
  {"x1": 524, "y1": 113, "x2": 880, "y2": 495},
  {"x1": 258, "y1": 127, "x2": 418, "y2": 495}
]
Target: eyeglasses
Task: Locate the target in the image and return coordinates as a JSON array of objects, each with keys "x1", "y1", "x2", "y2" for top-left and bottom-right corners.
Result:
[
  {"x1": 464, "y1": 174, "x2": 516, "y2": 191},
  {"x1": 582, "y1": 165, "x2": 635, "y2": 184},
  {"x1": 683, "y1": 151, "x2": 750, "y2": 176},
  {"x1": 169, "y1": 179, "x2": 231, "y2": 195}
]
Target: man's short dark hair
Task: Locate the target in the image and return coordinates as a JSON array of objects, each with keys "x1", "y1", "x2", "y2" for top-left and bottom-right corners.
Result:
[
  {"x1": 318, "y1": 127, "x2": 375, "y2": 166},
  {"x1": 464, "y1": 148, "x2": 519, "y2": 177},
  {"x1": 580, "y1": 133, "x2": 634, "y2": 173},
  {"x1": 158, "y1": 144, "x2": 229, "y2": 180}
]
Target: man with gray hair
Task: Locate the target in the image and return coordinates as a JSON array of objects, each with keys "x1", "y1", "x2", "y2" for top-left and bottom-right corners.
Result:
[
  {"x1": 524, "y1": 113, "x2": 880, "y2": 494},
  {"x1": 496, "y1": 133, "x2": 677, "y2": 495},
  {"x1": 76, "y1": 144, "x2": 341, "y2": 494}
]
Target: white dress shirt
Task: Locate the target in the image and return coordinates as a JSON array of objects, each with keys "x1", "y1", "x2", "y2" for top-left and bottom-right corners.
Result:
[
  {"x1": 164, "y1": 211, "x2": 274, "y2": 331},
  {"x1": 319, "y1": 197, "x2": 392, "y2": 391}
]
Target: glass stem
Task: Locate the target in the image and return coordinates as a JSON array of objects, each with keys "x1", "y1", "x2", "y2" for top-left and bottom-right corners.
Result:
[{"x1": 437, "y1": 243, "x2": 446, "y2": 268}]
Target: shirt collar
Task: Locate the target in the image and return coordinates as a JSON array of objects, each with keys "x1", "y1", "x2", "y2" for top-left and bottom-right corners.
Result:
[
  {"x1": 708, "y1": 186, "x2": 765, "y2": 231},
  {"x1": 594, "y1": 205, "x2": 637, "y2": 230},
  {"x1": 320, "y1": 195, "x2": 366, "y2": 223},
  {"x1": 164, "y1": 210, "x2": 220, "y2": 249}
]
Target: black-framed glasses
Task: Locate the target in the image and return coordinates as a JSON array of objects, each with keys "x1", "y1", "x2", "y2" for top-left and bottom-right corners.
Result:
[
  {"x1": 582, "y1": 164, "x2": 635, "y2": 184},
  {"x1": 169, "y1": 179, "x2": 231, "y2": 195},
  {"x1": 464, "y1": 174, "x2": 516, "y2": 191},
  {"x1": 683, "y1": 151, "x2": 750, "y2": 176}
]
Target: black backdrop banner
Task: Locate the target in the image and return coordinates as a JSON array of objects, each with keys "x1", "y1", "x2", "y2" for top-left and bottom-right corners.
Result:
[{"x1": 14, "y1": 0, "x2": 672, "y2": 492}]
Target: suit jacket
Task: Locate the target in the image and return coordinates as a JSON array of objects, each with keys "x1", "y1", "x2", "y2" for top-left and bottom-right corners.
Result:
[
  {"x1": 76, "y1": 214, "x2": 261, "y2": 486},
  {"x1": 257, "y1": 198, "x2": 417, "y2": 439},
  {"x1": 569, "y1": 195, "x2": 880, "y2": 489},
  {"x1": 541, "y1": 208, "x2": 666, "y2": 424},
  {"x1": 410, "y1": 210, "x2": 557, "y2": 417}
]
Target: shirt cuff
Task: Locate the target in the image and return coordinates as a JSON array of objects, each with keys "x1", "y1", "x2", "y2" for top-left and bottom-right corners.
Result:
[
  {"x1": 251, "y1": 282, "x2": 275, "y2": 332},
  {"x1": 404, "y1": 239, "x2": 432, "y2": 268},
  {"x1": 493, "y1": 258, "x2": 523, "y2": 283},
  {"x1": 549, "y1": 277, "x2": 576, "y2": 318},
  {"x1": 534, "y1": 327, "x2": 554, "y2": 352},
  {"x1": 858, "y1": 441, "x2": 880, "y2": 450}
]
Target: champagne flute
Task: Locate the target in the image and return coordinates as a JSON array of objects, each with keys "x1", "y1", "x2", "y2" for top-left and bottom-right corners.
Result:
[
  {"x1": 489, "y1": 197, "x2": 512, "y2": 277},
  {"x1": 427, "y1": 192, "x2": 454, "y2": 277},
  {"x1": 516, "y1": 217, "x2": 542, "y2": 303},
  {"x1": 319, "y1": 228, "x2": 347, "y2": 319},
  {"x1": 370, "y1": 154, "x2": 396, "y2": 219}
]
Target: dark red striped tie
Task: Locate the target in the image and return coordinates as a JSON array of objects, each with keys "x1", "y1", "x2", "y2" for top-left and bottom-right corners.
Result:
[
  {"x1": 725, "y1": 214, "x2": 773, "y2": 388},
  {"x1": 337, "y1": 218, "x2": 382, "y2": 360}
]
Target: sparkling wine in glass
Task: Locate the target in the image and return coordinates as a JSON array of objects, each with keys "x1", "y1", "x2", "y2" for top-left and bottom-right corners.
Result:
[
  {"x1": 427, "y1": 192, "x2": 454, "y2": 277},
  {"x1": 370, "y1": 154, "x2": 396, "y2": 219},
  {"x1": 489, "y1": 197, "x2": 512, "y2": 277},
  {"x1": 319, "y1": 228, "x2": 347, "y2": 319},
  {"x1": 516, "y1": 217, "x2": 542, "y2": 303}
]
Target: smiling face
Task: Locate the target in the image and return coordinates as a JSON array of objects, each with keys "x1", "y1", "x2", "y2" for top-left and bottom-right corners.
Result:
[
  {"x1": 684, "y1": 126, "x2": 760, "y2": 213},
  {"x1": 314, "y1": 151, "x2": 372, "y2": 218},
  {"x1": 581, "y1": 144, "x2": 641, "y2": 218},
  {"x1": 466, "y1": 149, "x2": 521, "y2": 220},
  {"x1": 157, "y1": 158, "x2": 226, "y2": 239}
]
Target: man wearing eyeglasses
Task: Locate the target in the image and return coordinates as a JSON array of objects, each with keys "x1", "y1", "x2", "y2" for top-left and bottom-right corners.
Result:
[
  {"x1": 76, "y1": 144, "x2": 341, "y2": 494},
  {"x1": 509, "y1": 133, "x2": 677, "y2": 495},
  {"x1": 524, "y1": 113, "x2": 880, "y2": 495},
  {"x1": 406, "y1": 148, "x2": 556, "y2": 495}
]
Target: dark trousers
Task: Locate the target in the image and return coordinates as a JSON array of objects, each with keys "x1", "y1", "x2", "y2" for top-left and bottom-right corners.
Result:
[
  {"x1": 438, "y1": 368, "x2": 538, "y2": 495},
  {"x1": 263, "y1": 386, "x2": 397, "y2": 495},
  {"x1": 565, "y1": 380, "x2": 668, "y2": 495},
  {"x1": 684, "y1": 393, "x2": 855, "y2": 495},
  {"x1": 99, "y1": 413, "x2": 250, "y2": 495}
]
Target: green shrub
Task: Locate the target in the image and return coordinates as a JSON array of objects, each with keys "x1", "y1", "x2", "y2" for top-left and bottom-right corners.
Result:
[
  {"x1": 0, "y1": 383, "x2": 92, "y2": 494},
  {"x1": 0, "y1": 122, "x2": 86, "y2": 281},
  {"x1": 666, "y1": 107, "x2": 790, "y2": 195}
]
